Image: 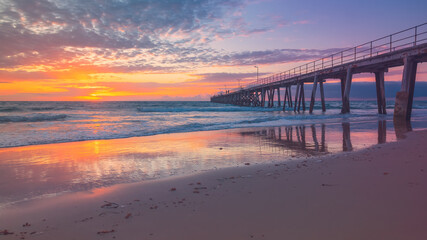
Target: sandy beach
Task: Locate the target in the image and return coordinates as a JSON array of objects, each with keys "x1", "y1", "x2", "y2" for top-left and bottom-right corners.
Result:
[{"x1": 0, "y1": 129, "x2": 426, "y2": 240}]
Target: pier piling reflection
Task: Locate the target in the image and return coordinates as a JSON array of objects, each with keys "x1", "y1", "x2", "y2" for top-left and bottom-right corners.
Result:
[
  {"x1": 342, "y1": 122, "x2": 353, "y2": 152},
  {"x1": 378, "y1": 120, "x2": 387, "y2": 144},
  {"x1": 240, "y1": 120, "x2": 396, "y2": 155}
]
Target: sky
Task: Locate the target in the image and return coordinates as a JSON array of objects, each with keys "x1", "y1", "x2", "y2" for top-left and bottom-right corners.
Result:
[{"x1": 0, "y1": 0, "x2": 426, "y2": 101}]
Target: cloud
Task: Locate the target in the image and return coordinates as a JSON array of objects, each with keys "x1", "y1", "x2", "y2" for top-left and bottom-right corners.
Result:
[
  {"x1": 292, "y1": 20, "x2": 311, "y2": 25},
  {"x1": 160, "y1": 94, "x2": 211, "y2": 101},
  {"x1": 0, "y1": 0, "x2": 246, "y2": 70},
  {"x1": 206, "y1": 48, "x2": 346, "y2": 66},
  {"x1": 189, "y1": 72, "x2": 262, "y2": 83},
  {"x1": 94, "y1": 81, "x2": 169, "y2": 92},
  {"x1": 0, "y1": 0, "x2": 343, "y2": 74},
  {"x1": 0, "y1": 70, "x2": 55, "y2": 80}
]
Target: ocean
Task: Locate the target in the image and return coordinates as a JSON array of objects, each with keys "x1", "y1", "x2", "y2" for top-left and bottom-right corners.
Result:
[{"x1": 1, "y1": 100, "x2": 427, "y2": 148}]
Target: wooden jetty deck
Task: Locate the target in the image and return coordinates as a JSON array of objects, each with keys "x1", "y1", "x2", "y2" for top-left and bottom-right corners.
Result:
[{"x1": 211, "y1": 23, "x2": 427, "y2": 121}]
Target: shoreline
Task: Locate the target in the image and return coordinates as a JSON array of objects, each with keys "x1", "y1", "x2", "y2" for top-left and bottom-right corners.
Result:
[
  {"x1": 0, "y1": 114, "x2": 395, "y2": 150},
  {"x1": 1, "y1": 129, "x2": 426, "y2": 239}
]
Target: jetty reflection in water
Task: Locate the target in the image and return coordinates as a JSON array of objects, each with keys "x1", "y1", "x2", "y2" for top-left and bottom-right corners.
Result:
[
  {"x1": 0, "y1": 119, "x2": 409, "y2": 206},
  {"x1": 238, "y1": 119, "x2": 398, "y2": 155},
  {"x1": 239, "y1": 125, "x2": 327, "y2": 156}
]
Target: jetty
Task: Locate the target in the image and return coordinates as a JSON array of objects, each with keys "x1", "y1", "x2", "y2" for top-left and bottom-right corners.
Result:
[{"x1": 210, "y1": 23, "x2": 427, "y2": 121}]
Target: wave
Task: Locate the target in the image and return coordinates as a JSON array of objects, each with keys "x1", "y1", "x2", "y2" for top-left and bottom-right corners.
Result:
[
  {"x1": 413, "y1": 102, "x2": 427, "y2": 109},
  {"x1": 137, "y1": 106, "x2": 278, "y2": 113},
  {"x1": 0, "y1": 114, "x2": 68, "y2": 123},
  {"x1": 28, "y1": 106, "x2": 75, "y2": 111},
  {"x1": 135, "y1": 101, "x2": 393, "y2": 113},
  {"x1": 0, "y1": 106, "x2": 75, "y2": 113},
  {"x1": 157, "y1": 122, "x2": 220, "y2": 133},
  {"x1": 0, "y1": 107, "x2": 21, "y2": 112},
  {"x1": 29, "y1": 107, "x2": 56, "y2": 111}
]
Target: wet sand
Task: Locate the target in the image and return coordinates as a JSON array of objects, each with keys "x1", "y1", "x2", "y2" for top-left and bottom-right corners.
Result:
[{"x1": 0, "y1": 129, "x2": 426, "y2": 239}]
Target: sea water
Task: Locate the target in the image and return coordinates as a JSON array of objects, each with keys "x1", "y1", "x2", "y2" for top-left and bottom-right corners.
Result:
[{"x1": 1, "y1": 100, "x2": 427, "y2": 148}]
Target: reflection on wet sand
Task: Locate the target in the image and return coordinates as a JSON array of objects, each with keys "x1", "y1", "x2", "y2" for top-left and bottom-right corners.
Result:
[
  {"x1": 0, "y1": 119, "x2": 404, "y2": 206},
  {"x1": 240, "y1": 120, "x2": 393, "y2": 154},
  {"x1": 378, "y1": 120, "x2": 386, "y2": 144},
  {"x1": 342, "y1": 122, "x2": 353, "y2": 152},
  {"x1": 240, "y1": 124, "x2": 328, "y2": 156}
]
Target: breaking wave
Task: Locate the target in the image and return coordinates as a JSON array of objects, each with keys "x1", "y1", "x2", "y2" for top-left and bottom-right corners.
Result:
[{"x1": 0, "y1": 114, "x2": 68, "y2": 123}]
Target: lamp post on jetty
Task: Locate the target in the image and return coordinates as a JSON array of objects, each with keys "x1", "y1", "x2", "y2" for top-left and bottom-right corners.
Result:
[{"x1": 254, "y1": 66, "x2": 259, "y2": 84}]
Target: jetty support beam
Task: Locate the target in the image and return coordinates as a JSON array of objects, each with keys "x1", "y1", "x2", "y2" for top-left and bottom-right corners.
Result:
[
  {"x1": 302, "y1": 82, "x2": 306, "y2": 111},
  {"x1": 269, "y1": 88, "x2": 275, "y2": 108},
  {"x1": 394, "y1": 57, "x2": 418, "y2": 121},
  {"x1": 283, "y1": 87, "x2": 288, "y2": 111},
  {"x1": 309, "y1": 75, "x2": 318, "y2": 113},
  {"x1": 294, "y1": 83, "x2": 300, "y2": 112},
  {"x1": 261, "y1": 88, "x2": 266, "y2": 107},
  {"x1": 375, "y1": 70, "x2": 387, "y2": 114},
  {"x1": 341, "y1": 67, "x2": 352, "y2": 114},
  {"x1": 319, "y1": 81, "x2": 326, "y2": 112}
]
